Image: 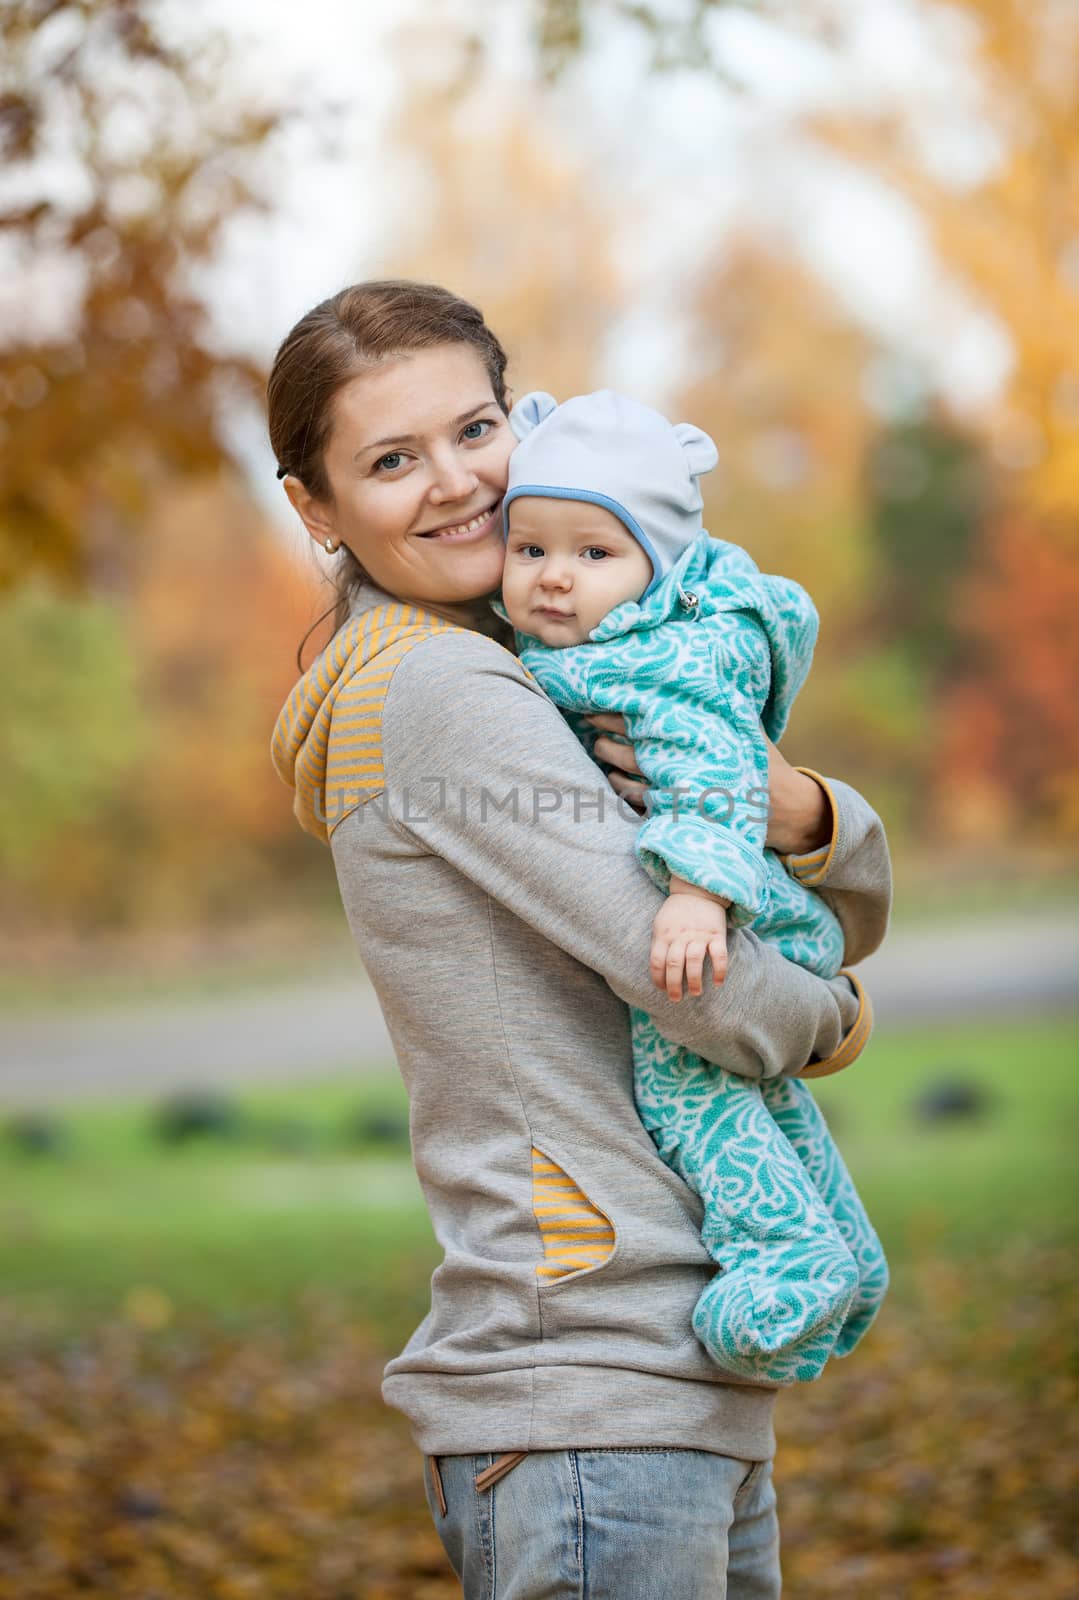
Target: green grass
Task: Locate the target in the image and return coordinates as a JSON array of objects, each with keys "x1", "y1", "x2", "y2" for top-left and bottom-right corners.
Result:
[
  {"x1": 2, "y1": 1017, "x2": 1076, "y2": 1341},
  {"x1": 810, "y1": 1013, "x2": 1079, "y2": 1258},
  {"x1": 0, "y1": 1072, "x2": 437, "y2": 1342}
]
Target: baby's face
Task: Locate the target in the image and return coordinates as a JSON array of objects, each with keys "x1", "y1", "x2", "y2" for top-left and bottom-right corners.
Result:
[{"x1": 502, "y1": 497, "x2": 653, "y2": 645}]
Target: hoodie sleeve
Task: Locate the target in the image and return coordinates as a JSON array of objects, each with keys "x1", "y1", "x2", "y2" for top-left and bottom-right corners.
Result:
[{"x1": 376, "y1": 630, "x2": 864, "y2": 1081}]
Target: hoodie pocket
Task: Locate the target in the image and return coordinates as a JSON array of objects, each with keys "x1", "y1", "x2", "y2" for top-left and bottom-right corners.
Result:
[{"x1": 531, "y1": 1146, "x2": 616, "y2": 1283}]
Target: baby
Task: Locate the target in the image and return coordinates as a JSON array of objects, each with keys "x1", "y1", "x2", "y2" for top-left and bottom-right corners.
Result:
[{"x1": 498, "y1": 389, "x2": 888, "y2": 1384}]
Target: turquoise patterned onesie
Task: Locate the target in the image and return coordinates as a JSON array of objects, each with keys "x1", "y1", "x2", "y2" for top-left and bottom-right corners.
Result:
[{"x1": 515, "y1": 530, "x2": 889, "y2": 1384}]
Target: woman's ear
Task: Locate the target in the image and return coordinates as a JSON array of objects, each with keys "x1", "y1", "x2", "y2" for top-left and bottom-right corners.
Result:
[
  {"x1": 284, "y1": 476, "x2": 338, "y2": 549},
  {"x1": 509, "y1": 390, "x2": 559, "y2": 441},
  {"x1": 673, "y1": 422, "x2": 719, "y2": 480}
]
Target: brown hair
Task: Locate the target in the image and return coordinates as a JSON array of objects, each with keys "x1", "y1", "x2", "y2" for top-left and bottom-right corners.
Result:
[{"x1": 267, "y1": 280, "x2": 510, "y2": 668}]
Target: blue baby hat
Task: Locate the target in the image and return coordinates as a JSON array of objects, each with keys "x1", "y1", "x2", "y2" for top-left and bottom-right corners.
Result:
[{"x1": 504, "y1": 389, "x2": 718, "y2": 599}]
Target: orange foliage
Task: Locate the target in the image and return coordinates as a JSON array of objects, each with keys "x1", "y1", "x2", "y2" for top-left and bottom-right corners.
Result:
[
  {"x1": 2, "y1": 475, "x2": 325, "y2": 931},
  {"x1": 793, "y1": 0, "x2": 1079, "y2": 840},
  {"x1": 813, "y1": 0, "x2": 1079, "y2": 522},
  {"x1": 0, "y1": 0, "x2": 281, "y2": 590},
  {"x1": 125, "y1": 478, "x2": 322, "y2": 919},
  {"x1": 382, "y1": 39, "x2": 624, "y2": 398},
  {"x1": 675, "y1": 238, "x2": 875, "y2": 625},
  {"x1": 935, "y1": 517, "x2": 1079, "y2": 841}
]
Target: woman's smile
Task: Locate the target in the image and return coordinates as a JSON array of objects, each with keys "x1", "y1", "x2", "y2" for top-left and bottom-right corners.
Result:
[{"x1": 415, "y1": 499, "x2": 502, "y2": 541}]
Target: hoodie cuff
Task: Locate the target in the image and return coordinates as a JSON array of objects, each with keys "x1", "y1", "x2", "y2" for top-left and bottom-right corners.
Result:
[
  {"x1": 779, "y1": 767, "x2": 839, "y2": 888},
  {"x1": 797, "y1": 970, "x2": 873, "y2": 1079}
]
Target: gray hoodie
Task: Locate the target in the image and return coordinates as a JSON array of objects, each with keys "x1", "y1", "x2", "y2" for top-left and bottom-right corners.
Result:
[{"x1": 271, "y1": 586, "x2": 891, "y2": 1461}]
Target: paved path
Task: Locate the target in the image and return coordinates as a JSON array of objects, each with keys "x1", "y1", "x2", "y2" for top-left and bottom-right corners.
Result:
[{"x1": 2, "y1": 913, "x2": 1076, "y2": 1109}]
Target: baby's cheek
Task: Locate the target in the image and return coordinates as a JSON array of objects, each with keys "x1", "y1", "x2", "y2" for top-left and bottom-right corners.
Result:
[{"x1": 498, "y1": 563, "x2": 527, "y2": 630}]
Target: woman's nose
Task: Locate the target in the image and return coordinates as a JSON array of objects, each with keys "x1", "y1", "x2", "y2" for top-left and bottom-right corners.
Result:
[{"x1": 428, "y1": 451, "x2": 479, "y2": 504}]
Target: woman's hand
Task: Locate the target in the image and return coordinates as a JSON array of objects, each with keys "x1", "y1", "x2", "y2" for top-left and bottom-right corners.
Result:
[
  {"x1": 763, "y1": 737, "x2": 833, "y2": 856},
  {"x1": 586, "y1": 714, "x2": 833, "y2": 856}
]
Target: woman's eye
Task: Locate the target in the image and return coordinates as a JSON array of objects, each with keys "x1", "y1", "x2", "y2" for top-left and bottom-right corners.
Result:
[
  {"x1": 461, "y1": 419, "x2": 494, "y2": 441},
  {"x1": 375, "y1": 451, "x2": 405, "y2": 473}
]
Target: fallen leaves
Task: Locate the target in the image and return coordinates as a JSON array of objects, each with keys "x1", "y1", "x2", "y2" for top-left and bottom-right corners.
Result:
[{"x1": 0, "y1": 1245, "x2": 1075, "y2": 1598}]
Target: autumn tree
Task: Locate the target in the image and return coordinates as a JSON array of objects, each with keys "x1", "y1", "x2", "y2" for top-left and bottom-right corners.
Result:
[
  {"x1": 934, "y1": 516, "x2": 1079, "y2": 843},
  {"x1": 0, "y1": 0, "x2": 285, "y2": 591},
  {"x1": 529, "y1": 0, "x2": 857, "y2": 81},
  {"x1": 380, "y1": 29, "x2": 624, "y2": 401},
  {"x1": 670, "y1": 241, "x2": 903, "y2": 796},
  {"x1": 0, "y1": 478, "x2": 320, "y2": 932},
  {"x1": 806, "y1": 0, "x2": 1079, "y2": 839},
  {"x1": 538, "y1": 0, "x2": 1079, "y2": 847}
]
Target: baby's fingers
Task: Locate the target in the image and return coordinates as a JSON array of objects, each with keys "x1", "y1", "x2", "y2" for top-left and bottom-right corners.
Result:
[
  {"x1": 650, "y1": 933, "x2": 671, "y2": 991},
  {"x1": 665, "y1": 942, "x2": 689, "y2": 1003},
  {"x1": 684, "y1": 938, "x2": 711, "y2": 997},
  {"x1": 710, "y1": 935, "x2": 729, "y2": 986}
]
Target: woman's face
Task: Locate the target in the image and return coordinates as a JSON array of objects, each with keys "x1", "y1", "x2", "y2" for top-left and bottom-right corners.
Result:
[{"x1": 286, "y1": 344, "x2": 515, "y2": 625}]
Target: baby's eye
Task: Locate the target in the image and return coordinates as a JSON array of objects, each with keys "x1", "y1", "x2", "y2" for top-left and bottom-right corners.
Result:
[
  {"x1": 520, "y1": 544, "x2": 545, "y2": 559},
  {"x1": 583, "y1": 547, "x2": 610, "y2": 561},
  {"x1": 461, "y1": 419, "x2": 494, "y2": 441},
  {"x1": 375, "y1": 451, "x2": 405, "y2": 473}
]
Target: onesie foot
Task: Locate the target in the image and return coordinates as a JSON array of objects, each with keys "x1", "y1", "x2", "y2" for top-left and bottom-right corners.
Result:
[{"x1": 692, "y1": 1239, "x2": 859, "y2": 1385}]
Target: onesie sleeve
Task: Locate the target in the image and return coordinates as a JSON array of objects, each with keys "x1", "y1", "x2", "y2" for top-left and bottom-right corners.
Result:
[
  {"x1": 632, "y1": 648, "x2": 773, "y2": 924},
  {"x1": 378, "y1": 631, "x2": 865, "y2": 1081},
  {"x1": 632, "y1": 573, "x2": 820, "y2": 923}
]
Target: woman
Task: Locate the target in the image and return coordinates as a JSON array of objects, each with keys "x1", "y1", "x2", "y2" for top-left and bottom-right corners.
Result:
[{"x1": 269, "y1": 281, "x2": 890, "y2": 1599}]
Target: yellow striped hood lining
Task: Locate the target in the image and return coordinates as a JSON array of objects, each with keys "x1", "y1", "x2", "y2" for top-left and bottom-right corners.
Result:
[{"x1": 270, "y1": 602, "x2": 460, "y2": 843}]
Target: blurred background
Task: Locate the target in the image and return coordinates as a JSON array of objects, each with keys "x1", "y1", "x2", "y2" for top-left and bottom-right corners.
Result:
[{"x1": 1, "y1": 1, "x2": 1076, "y2": 1596}]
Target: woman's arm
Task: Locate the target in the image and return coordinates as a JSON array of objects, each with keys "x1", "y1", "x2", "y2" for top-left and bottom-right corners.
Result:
[
  {"x1": 777, "y1": 766, "x2": 892, "y2": 966},
  {"x1": 589, "y1": 718, "x2": 829, "y2": 852},
  {"x1": 378, "y1": 632, "x2": 863, "y2": 1081},
  {"x1": 590, "y1": 717, "x2": 892, "y2": 967}
]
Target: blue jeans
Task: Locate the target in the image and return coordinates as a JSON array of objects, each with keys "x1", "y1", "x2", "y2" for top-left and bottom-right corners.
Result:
[{"x1": 424, "y1": 1448, "x2": 781, "y2": 1598}]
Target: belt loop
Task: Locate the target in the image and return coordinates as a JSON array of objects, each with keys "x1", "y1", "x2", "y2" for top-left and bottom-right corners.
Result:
[{"x1": 427, "y1": 1454, "x2": 448, "y2": 1517}]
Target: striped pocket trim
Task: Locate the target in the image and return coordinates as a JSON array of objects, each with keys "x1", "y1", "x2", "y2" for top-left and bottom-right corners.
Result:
[{"x1": 531, "y1": 1147, "x2": 615, "y2": 1280}]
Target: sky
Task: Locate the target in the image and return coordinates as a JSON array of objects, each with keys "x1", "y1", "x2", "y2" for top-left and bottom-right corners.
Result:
[{"x1": 170, "y1": 0, "x2": 1015, "y2": 511}]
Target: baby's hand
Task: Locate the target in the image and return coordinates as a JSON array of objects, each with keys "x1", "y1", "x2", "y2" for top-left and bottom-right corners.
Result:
[{"x1": 650, "y1": 888, "x2": 729, "y2": 1002}]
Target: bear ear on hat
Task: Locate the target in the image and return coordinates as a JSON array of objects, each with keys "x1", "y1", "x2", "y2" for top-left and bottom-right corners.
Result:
[
  {"x1": 673, "y1": 422, "x2": 719, "y2": 480},
  {"x1": 509, "y1": 391, "x2": 559, "y2": 441}
]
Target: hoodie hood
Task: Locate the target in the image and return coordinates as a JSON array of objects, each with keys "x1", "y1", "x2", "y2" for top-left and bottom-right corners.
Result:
[{"x1": 271, "y1": 598, "x2": 461, "y2": 843}]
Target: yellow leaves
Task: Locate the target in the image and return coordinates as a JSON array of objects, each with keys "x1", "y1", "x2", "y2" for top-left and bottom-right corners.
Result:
[
  {"x1": 675, "y1": 237, "x2": 875, "y2": 625},
  {"x1": 123, "y1": 1286, "x2": 174, "y2": 1331},
  {"x1": 382, "y1": 56, "x2": 624, "y2": 399},
  {"x1": 812, "y1": 2, "x2": 1079, "y2": 521}
]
